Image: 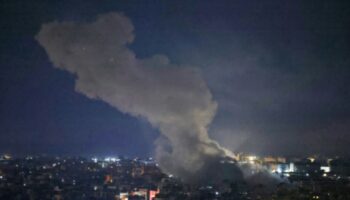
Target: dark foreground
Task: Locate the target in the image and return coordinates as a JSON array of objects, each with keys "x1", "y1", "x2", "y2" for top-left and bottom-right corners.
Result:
[{"x1": 0, "y1": 155, "x2": 349, "y2": 200}]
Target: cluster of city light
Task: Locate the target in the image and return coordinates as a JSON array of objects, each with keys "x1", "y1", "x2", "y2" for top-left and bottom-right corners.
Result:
[
  {"x1": 91, "y1": 157, "x2": 122, "y2": 163},
  {"x1": 247, "y1": 156, "x2": 257, "y2": 164},
  {"x1": 104, "y1": 157, "x2": 120, "y2": 162},
  {"x1": 236, "y1": 154, "x2": 335, "y2": 179}
]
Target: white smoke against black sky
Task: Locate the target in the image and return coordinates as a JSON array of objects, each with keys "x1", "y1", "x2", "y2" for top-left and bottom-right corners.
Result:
[{"x1": 36, "y1": 12, "x2": 238, "y2": 181}]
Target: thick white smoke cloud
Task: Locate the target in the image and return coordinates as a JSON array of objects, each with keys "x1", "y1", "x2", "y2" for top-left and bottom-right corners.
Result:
[{"x1": 36, "y1": 13, "x2": 237, "y2": 181}]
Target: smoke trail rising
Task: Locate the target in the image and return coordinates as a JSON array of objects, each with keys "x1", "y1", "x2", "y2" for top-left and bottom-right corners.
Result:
[{"x1": 36, "y1": 13, "x2": 242, "y2": 183}]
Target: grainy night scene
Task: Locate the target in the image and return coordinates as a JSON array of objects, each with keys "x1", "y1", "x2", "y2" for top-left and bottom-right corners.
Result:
[{"x1": 1, "y1": 1, "x2": 350, "y2": 199}]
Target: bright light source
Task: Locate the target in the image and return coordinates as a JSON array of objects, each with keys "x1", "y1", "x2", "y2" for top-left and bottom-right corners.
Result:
[
  {"x1": 248, "y1": 156, "x2": 256, "y2": 161},
  {"x1": 321, "y1": 166, "x2": 330, "y2": 173},
  {"x1": 276, "y1": 166, "x2": 282, "y2": 173},
  {"x1": 289, "y1": 163, "x2": 295, "y2": 172}
]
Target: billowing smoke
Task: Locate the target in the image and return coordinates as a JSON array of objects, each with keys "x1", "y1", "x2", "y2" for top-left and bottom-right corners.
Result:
[{"x1": 36, "y1": 13, "x2": 242, "y2": 183}]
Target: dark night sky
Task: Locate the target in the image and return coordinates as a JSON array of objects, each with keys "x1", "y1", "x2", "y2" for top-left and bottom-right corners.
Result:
[{"x1": 1, "y1": 0, "x2": 350, "y2": 157}]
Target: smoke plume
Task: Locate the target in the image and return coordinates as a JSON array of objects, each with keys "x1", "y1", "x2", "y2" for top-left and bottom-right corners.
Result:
[{"x1": 36, "y1": 13, "x2": 242, "y2": 183}]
